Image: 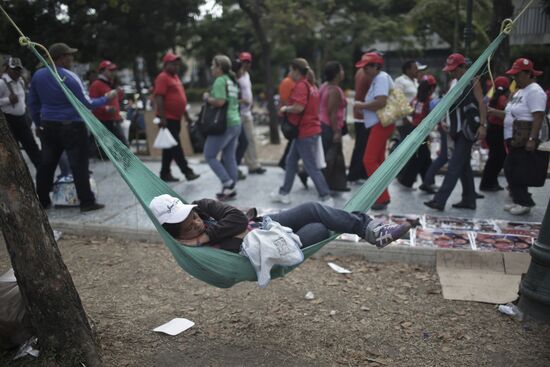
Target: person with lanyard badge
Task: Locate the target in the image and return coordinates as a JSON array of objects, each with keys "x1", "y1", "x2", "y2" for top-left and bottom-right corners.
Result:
[
  {"x1": 203, "y1": 55, "x2": 242, "y2": 201},
  {"x1": 28, "y1": 43, "x2": 117, "y2": 212},
  {"x1": 424, "y1": 53, "x2": 487, "y2": 212},
  {"x1": 0, "y1": 57, "x2": 41, "y2": 170},
  {"x1": 271, "y1": 58, "x2": 333, "y2": 206},
  {"x1": 497, "y1": 58, "x2": 548, "y2": 215},
  {"x1": 353, "y1": 52, "x2": 395, "y2": 211}
]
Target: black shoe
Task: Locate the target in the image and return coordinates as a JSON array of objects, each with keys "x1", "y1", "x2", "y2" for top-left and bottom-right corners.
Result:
[
  {"x1": 298, "y1": 170, "x2": 308, "y2": 189},
  {"x1": 371, "y1": 201, "x2": 390, "y2": 211},
  {"x1": 238, "y1": 169, "x2": 247, "y2": 180},
  {"x1": 452, "y1": 201, "x2": 476, "y2": 209},
  {"x1": 249, "y1": 167, "x2": 266, "y2": 175},
  {"x1": 160, "y1": 173, "x2": 179, "y2": 182},
  {"x1": 41, "y1": 201, "x2": 52, "y2": 210},
  {"x1": 80, "y1": 202, "x2": 105, "y2": 212},
  {"x1": 331, "y1": 186, "x2": 351, "y2": 192},
  {"x1": 216, "y1": 184, "x2": 237, "y2": 201},
  {"x1": 475, "y1": 192, "x2": 485, "y2": 199},
  {"x1": 424, "y1": 200, "x2": 444, "y2": 211},
  {"x1": 419, "y1": 184, "x2": 436, "y2": 194},
  {"x1": 479, "y1": 185, "x2": 504, "y2": 192},
  {"x1": 184, "y1": 171, "x2": 200, "y2": 181}
]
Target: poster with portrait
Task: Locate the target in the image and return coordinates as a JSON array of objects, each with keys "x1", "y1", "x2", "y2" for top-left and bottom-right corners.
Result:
[
  {"x1": 472, "y1": 232, "x2": 533, "y2": 253},
  {"x1": 495, "y1": 220, "x2": 541, "y2": 239},
  {"x1": 411, "y1": 228, "x2": 473, "y2": 250}
]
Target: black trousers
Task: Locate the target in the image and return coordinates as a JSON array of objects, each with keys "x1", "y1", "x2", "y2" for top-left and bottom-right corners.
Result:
[
  {"x1": 235, "y1": 124, "x2": 249, "y2": 165},
  {"x1": 398, "y1": 124, "x2": 432, "y2": 187},
  {"x1": 347, "y1": 121, "x2": 370, "y2": 181},
  {"x1": 480, "y1": 124, "x2": 506, "y2": 189},
  {"x1": 36, "y1": 121, "x2": 95, "y2": 208},
  {"x1": 4, "y1": 113, "x2": 41, "y2": 169},
  {"x1": 160, "y1": 119, "x2": 191, "y2": 176}
]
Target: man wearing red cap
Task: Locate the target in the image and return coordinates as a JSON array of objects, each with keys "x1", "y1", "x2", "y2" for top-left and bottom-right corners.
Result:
[
  {"x1": 424, "y1": 53, "x2": 487, "y2": 212},
  {"x1": 237, "y1": 52, "x2": 265, "y2": 175},
  {"x1": 89, "y1": 60, "x2": 127, "y2": 155},
  {"x1": 153, "y1": 52, "x2": 199, "y2": 182}
]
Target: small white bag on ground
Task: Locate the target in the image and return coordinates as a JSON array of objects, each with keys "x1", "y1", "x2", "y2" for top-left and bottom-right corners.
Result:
[
  {"x1": 51, "y1": 175, "x2": 98, "y2": 207},
  {"x1": 241, "y1": 217, "x2": 304, "y2": 288},
  {"x1": 153, "y1": 127, "x2": 178, "y2": 149}
]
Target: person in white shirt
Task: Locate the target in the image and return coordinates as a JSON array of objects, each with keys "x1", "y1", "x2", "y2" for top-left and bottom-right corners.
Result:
[
  {"x1": 237, "y1": 52, "x2": 265, "y2": 175},
  {"x1": 0, "y1": 57, "x2": 41, "y2": 169},
  {"x1": 498, "y1": 58, "x2": 548, "y2": 215}
]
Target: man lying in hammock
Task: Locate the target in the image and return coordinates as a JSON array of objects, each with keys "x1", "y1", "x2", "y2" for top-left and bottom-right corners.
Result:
[{"x1": 149, "y1": 194, "x2": 411, "y2": 252}]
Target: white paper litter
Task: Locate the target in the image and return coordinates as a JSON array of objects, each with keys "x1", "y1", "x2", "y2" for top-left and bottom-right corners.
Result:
[
  {"x1": 327, "y1": 262, "x2": 351, "y2": 274},
  {"x1": 305, "y1": 291, "x2": 315, "y2": 300},
  {"x1": 53, "y1": 230, "x2": 63, "y2": 241},
  {"x1": 153, "y1": 318, "x2": 195, "y2": 336}
]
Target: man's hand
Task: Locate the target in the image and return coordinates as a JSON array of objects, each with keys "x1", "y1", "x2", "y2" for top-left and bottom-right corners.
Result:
[
  {"x1": 476, "y1": 125, "x2": 487, "y2": 141},
  {"x1": 8, "y1": 94, "x2": 18, "y2": 105},
  {"x1": 525, "y1": 139, "x2": 537, "y2": 152},
  {"x1": 105, "y1": 90, "x2": 117, "y2": 101}
]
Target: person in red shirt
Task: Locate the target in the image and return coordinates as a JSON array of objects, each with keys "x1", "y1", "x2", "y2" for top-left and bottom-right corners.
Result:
[
  {"x1": 481, "y1": 76, "x2": 510, "y2": 191},
  {"x1": 154, "y1": 52, "x2": 199, "y2": 182},
  {"x1": 270, "y1": 58, "x2": 333, "y2": 205},
  {"x1": 348, "y1": 67, "x2": 372, "y2": 182},
  {"x1": 89, "y1": 60, "x2": 127, "y2": 158}
]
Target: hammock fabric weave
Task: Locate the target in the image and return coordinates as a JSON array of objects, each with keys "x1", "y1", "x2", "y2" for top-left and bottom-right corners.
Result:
[{"x1": 27, "y1": 33, "x2": 506, "y2": 288}]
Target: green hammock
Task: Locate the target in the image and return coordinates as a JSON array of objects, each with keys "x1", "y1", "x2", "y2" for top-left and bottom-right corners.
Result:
[{"x1": 26, "y1": 33, "x2": 506, "y2": 288}]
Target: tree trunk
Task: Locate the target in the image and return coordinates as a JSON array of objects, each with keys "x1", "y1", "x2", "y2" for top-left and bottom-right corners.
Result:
[
  {"x1": 0, "y1": 112, "x2": 102, "y2": 366},
  {"x1": 238, "y1": 0, "x2": 280, "y2": 144},
  {"x1": 489, "y1": 0, "x2": 514, "y2": 75}
]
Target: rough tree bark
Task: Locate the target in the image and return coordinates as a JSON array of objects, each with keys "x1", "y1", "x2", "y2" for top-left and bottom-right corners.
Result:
[
  {"x1": 489, "y1": 0, "x2": 514, "y2": 75},
  {"x1": 238, "y1": 0, "x2": 281, "y2": 144},
  {"x1": 0, "y1": 112, "x2": 102, "y2": 366}
]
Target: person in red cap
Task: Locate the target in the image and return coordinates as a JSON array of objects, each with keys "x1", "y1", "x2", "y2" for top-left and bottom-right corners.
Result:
[
  {"x1": 481, "y1": 76, "x2": 510, "y2": 192},
  {"x1": 353, "y1": 52, "x2": 394, "y2": 210},
  {"x1": 500, "y1": 58, "x2": 548, "y2": 215},
  {"x1": 424, "y1": 53, "x2": 487, "y2": 212},
  {"x1": 89, "y1": 60, "x2": 128, "y2": 157},
  {"x1": 153, "y1": 51, "x2": 199, "y2": 182},
  {"x1": 237, "y1": 51, "x2": 266, "y2": 175}
]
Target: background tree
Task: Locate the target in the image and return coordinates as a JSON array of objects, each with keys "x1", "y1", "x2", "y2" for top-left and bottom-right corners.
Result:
[{"x1": 0, "y1": 112, "x2": 101, "y2": 366}]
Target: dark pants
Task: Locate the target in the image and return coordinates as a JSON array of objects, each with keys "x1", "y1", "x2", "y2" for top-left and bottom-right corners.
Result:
[
  {"x1": 36, "y1": 121, "x2": 95, "y2": 208},
  {"x1": 423, "y1": 126, "x2": 448, "y2": 186},
  {"x1": 269, "y1": 202, "x2": 372, "y2": 248},
  {"x1": 505, "y1": 144, "x2": 536, "y2": 207},
  {"x1": 234, "y1": 124, "x2": 249, "y2": 165},
  {"x1": 397, "y1": 124, "x2": 432, "y2": 187},
  {"x1": 92, "y1": 120, "x2": 129, "y2": 159},
  {"x1": 4, "y1": 113, "x2": 41, "y2": 169},
  {"x1": 480, "y1": 124, "x2": 506, "y2": 189},
  {"x1": 433, "y1": 132, "x2": 475, "y2": 207},
  {"x1": 278, "y1": 140, "x2": 293, "y2": 170},
  {"x1": 347, "y1": 121, "x2": 370, "y2": 181},
  {"x1": 160, "y1": 119, "x2": 192, "y2": 176}
]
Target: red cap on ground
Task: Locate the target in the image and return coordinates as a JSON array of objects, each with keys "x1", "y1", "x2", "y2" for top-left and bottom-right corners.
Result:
[
  {"x1": 442, "y1": 53, "x2": 466, "y2": 72},
  {"x1": 163, "y1": 52, "x2": 181, "y2": 64},
  {"x1": 421, "y1": 74, "x2": 437, "y2": 86},
  {"x1": 98, "y1": 60, "x2": 117, "y2": 71},
  {"x1": 505, "y1": 58, "x2": 542, "y2": 76},
  {"x1": 493, "y1": 76, "x2": 510, "y2": 90},
  {"x1": 355, "y1": 52, "x2": 384, "y2": 68},
  {"x1": 239, "y1": 52, "x2": 252, "y2": 62}
]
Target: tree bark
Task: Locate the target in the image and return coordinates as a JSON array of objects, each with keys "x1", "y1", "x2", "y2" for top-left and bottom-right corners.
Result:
[
  {"x1": 489, "y1": 0, "x2": 514, "y2": 75},
  {"x1": 0, "y1": 112, "x2": 102, "y2": 366},
  {"x1": 238, "y1": 0, "x2": 280, "y2": 144}
]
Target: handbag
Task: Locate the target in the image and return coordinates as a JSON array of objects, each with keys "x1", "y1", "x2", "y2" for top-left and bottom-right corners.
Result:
[
  {"x1": 377, "y1": 87, "x2": 413, "y2": 127},
  {"x1": 511, "y1": 120, "x2": 532, "y2": 147},
  {"x1": 461, "y1": 102, "x2": 481, "y2": 142},
  {"x1": 280, "y1": 81, "x2": 311, "y2": 140},
  {"x1": 198, "y1": 82, "x2": 229, "y2": 136}
]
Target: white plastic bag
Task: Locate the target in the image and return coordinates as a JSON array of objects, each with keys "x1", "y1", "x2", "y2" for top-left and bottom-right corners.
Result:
[
  {"x1": 153, "y1": 127, "x2": 178, "y2": 149},
  {"x1": 315, "y1": 135, "x2": 326, "y2": 169}
]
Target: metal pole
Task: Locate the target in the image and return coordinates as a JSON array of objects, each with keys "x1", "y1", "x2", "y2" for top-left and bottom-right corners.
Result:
[
  {"x1": 518, "y1": 197, "x2": 550, "y2": 324},
  {"x1": 464, "y1": 0, "x2": 474, "y2": 54}
]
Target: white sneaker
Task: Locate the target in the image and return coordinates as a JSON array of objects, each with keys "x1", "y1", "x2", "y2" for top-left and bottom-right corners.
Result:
[
  {"x1": 510, "y1": 205, "x2": 531, "y2": 215},
  {"x1": 270, "y1": 191, "x2": 291, "y2": 204},
  {"x1": 320, "y1": 196, "x2": 334, "y2": 207},
  {"x1": 503, "y1": 203, "x2": 516, "y2": 212}
]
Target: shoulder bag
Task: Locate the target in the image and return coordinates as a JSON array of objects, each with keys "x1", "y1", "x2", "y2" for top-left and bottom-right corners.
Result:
[
  {"x1": 280, "y1": 82, "x2": 310, "y2": 140},
  {"x1": 198, "y1": 80, "x2": 229, "y2": 136}
]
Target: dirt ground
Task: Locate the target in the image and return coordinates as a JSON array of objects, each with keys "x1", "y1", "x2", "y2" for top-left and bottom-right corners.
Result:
[{"x1": 1, "y1": 235, "x2": 550, "y2": 367}]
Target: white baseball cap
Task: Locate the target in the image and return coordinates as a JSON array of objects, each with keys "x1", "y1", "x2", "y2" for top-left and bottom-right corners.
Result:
[
  {"x1": 149, "y1": 194, "x2": 196, "y2": 225},
  {"x1": 416, "y1": 61, "x2": 428, "y2": 71}
]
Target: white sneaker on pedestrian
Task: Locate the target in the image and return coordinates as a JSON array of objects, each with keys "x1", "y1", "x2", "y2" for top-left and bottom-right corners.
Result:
[
  {"x1": 320, "y1": 196, "x2": 334, "y2": 207},
  {"x1": 270, "y1": 191, "x2": 291, "y2": 204},
  {"x1": 510, "y1": 205, "x2": 531, "y2": 215},
  {"x1": 503, "y1": 203, "x2": 516, "y2": 212}
]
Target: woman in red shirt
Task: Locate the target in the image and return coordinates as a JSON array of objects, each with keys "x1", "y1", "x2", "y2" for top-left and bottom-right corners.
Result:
[
  {"x1": 270, "y1": 58, "x2": 332, "y2": 205},
  {"x1": 480, "y1": 76, "x2": 510, "y2": 191}
]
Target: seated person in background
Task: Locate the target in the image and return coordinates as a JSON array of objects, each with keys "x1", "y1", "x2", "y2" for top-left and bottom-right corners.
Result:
[{"x1": 149, "y1": 195, "x2": 411, "y2": 252}]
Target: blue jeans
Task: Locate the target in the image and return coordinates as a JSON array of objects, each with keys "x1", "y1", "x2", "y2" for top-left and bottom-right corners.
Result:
[
  {"x1": 423, "y1": 126, "x2": 448, "y2": 186},
  {"x1": 269, "y1": 202, "x2": 373, "y2": 248},
  {"x1": 280, "y1": 135, "x2": 331, "y2": 197},
  {"x1": 433, "y1": 132, "x2": 475, "y2": 206},
  {"x1": 204, "y1": 125, "x2": 241, "y2": 186}
]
